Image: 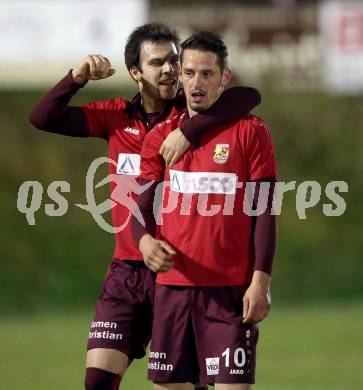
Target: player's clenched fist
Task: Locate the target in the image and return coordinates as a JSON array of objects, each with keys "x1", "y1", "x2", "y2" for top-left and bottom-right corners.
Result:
[
  {"x1": 139, "y1": 234, "x2": 176, "y2": 273},
  {"x1": 72, "y1": 54, "x2": 116, "y2": 84}
]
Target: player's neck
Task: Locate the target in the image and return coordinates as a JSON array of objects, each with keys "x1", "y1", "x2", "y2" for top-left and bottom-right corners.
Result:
[
  {"x1": 141, "y1": 94, "x2": 165, "y2": 114},
  {"x1": 187, "y1": 106, "x2": 198, "y2": 118}
]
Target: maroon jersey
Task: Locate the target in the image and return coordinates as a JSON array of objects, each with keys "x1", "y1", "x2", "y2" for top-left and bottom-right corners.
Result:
[{"x1": 140, "y1": 111, "x2": 277, "y2": 286}]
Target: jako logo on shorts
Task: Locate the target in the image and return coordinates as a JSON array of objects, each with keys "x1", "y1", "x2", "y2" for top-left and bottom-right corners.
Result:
[
  {"x1": 169, "y1": 170, "x2": 237, "y2": 194},
  {"x1": 206, "y1": 357, "x2": 220, "y2": 375}
]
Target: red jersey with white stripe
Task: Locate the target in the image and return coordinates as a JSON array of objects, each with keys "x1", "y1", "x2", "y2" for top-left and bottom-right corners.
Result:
[
  {"x1": 140, "y1": 111, "x2": 277, "y2": 286},
  {"x1": 82, "y1": 95, "x2": 182, "y2": 261}
]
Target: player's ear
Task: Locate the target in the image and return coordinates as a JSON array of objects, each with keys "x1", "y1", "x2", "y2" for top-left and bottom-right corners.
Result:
[
  {"x1": 130, "y1": 66, "x2": 141, "y2": 82},
  {"x1": 218, "y1": 68, "x2": 232, "y2": 95},
  {"x1": 221, "y1": 68, "x2": 232, "y2": 88}
]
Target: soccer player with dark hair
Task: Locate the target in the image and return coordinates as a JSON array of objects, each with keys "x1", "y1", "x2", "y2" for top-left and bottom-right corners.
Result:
[
  {"x1": 134, "y1": 31, "x2": 277, "y2": 390},
  {"x1": 30, "y1": 23, "x2": 261, "y2": 390}
]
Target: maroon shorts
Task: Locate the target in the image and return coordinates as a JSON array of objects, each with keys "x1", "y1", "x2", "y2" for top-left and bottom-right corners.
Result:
[
  {"x1": 87, "y1": 260, "x2": 155, "y2": 360},
  {"x1": 148, "y1": 285, "x2": 259, "y2": 384}
]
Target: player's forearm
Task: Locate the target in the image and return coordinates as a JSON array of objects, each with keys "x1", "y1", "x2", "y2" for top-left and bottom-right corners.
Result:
[
  {"x1": 132, "y1": 179, "x2": 159, "y2": 245},
  {"x1": 29, "y1": 69, "x2": 90, "y2": 137},
  {"x1": 253, "y1": 178, "x2": 277, "y2": 275},
  {"x1": 180, "y1": 86, "x2": 261, "y2": 144}
]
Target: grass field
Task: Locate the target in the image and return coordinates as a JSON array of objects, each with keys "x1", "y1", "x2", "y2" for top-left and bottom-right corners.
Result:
[{"x1": 1, "y1": 303, "x2": 362, "y2": 390}]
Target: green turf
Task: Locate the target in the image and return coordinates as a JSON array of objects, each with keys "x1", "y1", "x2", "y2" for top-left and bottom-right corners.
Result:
[{"x1": 1, "y1": 303, "x2": 362, "y2": 389}]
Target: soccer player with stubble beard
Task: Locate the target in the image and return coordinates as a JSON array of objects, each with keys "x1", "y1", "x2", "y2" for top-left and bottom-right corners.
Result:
[
  {"x1": 133, "y1": 31, "x2": 277, "y2": 390},
  {"x1": 30, "y1": 23, "x2": 261, "y2": 390}
]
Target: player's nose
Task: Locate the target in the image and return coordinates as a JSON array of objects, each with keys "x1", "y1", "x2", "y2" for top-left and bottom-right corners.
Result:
[
  {"x1": 162, "y1": 61, "x2": 174, "y2": 74},
  {"x1": 191, "y1": 73, "x2": 202, "y2": 88}
]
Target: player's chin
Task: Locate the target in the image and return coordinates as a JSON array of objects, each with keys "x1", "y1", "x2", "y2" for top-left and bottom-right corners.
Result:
[
  {"x1": 189, "y1": 102, "x2": 208, "y2": 112},
  {"x1": 159, "y1": 87, "x2": 177, "y2": 100}
]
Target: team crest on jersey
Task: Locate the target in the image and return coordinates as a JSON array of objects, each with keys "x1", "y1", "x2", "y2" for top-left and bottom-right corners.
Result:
[{"x1": 213, "y1": 144, "x2": 229, "y2": 164}]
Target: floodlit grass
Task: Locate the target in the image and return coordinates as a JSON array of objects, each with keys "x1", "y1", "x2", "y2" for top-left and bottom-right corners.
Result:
[{"x1": 1, "y1": 303, "x2": 362, "y2": 389}]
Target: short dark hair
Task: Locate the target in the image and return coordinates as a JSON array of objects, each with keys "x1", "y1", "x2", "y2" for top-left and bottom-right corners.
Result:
[
  {"x1": 180, "y1": 31, "x2": 228, "y2": 71},
  {"x1": 124, "y1": 23, "x2": 180, "y2": 71}
]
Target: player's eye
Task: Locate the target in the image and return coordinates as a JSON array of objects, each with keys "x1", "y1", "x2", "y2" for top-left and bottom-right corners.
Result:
[
  {"x1": 183, "y1": 70, "x2": 193, "y2": 76},
  {"x1": 150, "y1": 59, "x2": 163, "y2": 66}
]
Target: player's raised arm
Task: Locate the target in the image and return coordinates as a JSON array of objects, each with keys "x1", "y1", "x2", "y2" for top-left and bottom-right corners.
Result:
[
  {"x1": 29, "y1": 54, "x2": 115, "y2": 137},
  {"x1": 160, "y1": 86, "x2": 261, "y2": 166}
]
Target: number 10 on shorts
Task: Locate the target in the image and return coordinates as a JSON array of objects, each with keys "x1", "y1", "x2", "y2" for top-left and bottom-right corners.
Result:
[{"x1": 222, "y1": 347, "x2": 246, "y2": 368}]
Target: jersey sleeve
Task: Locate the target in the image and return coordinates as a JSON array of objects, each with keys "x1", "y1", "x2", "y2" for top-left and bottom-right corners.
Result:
[
  {"x1": 244, "y1": 117, "x2": 278, "y2": 181},
  {"x1": 82, "y1": 102, "x2": 108, "y2": 139},
  {"x1": 140, "y1": 127, "x2": 166, "y2": 181},
  {"x1": 29, "y1": 70, "x2": 90, "y2": 137},
  {"x1": 81, "y1": 100, "x2": 115, "y2": 139}
]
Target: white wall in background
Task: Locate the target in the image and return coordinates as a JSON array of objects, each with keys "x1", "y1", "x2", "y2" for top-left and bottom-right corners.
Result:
[{"x1": 0, "y1": 0, "x2": 148, "y2": 86}]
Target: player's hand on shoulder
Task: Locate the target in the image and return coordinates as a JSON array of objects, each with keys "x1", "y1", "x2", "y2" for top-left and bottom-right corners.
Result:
[
  {"x1": 139, "y1": 234, "x2": 176, "y2": 273},
  {"x1": 242, "y1": 271, "x2": 271, "y2": 324},
  {"x1": 159, "y1": 127, "x2": 191, "y2": 167},
  {"x1": 72, "y1": 54, "x2": 116, "y2": 84}
]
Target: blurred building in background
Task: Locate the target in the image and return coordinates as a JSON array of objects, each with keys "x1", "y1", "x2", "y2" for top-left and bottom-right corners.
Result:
[
  {"x1": 1, "y1": 0, "x2": 363, "y2": 93},
  {"x1": 153, "y1": 2, "x2": 319, "y2": 89},
  {"x1": 320, "y1": 1, "x2": 363, "y2": 94}
]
